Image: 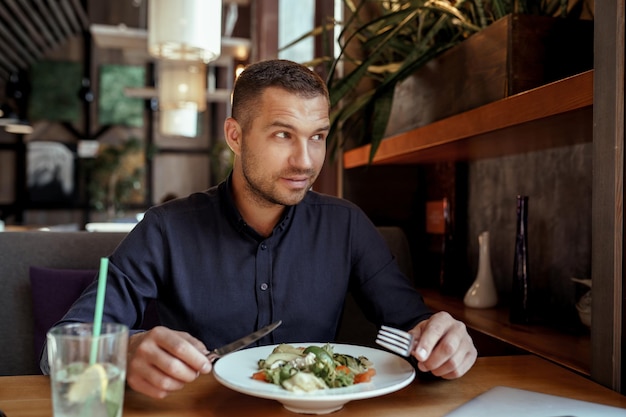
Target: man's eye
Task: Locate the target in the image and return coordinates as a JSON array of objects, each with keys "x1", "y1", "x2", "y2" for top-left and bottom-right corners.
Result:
[
  {"x1": 276, "y1": 131, "x2": 289, "y2": 139},
  {"x1": 311, "y1": 134, "x2": 326, "y2": 142}
]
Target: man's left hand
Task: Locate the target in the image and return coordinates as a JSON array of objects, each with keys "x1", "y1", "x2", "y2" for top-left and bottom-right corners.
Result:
[{"x1": 408, "y1": 311, "x2": 477, "y2": 379}]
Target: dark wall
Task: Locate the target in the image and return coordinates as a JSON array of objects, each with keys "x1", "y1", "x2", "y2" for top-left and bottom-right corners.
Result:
[
  {"x1": 343, "y1": 142, "x2": 592, "y2": 332},
  {"x1": 467, "y1": 143, "x2": 592, "y2": 330}
]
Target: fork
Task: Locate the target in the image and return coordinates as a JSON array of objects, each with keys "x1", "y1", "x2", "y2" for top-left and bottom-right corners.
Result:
[{"x1": 375, "y1": 325, "x2": 415, "y2": 357}]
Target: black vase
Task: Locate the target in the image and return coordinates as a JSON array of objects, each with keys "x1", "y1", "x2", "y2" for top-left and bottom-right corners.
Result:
[
  {"x1": 439, "y1": 198, "x2": 459, "y2": 295},
  {"x1": 510, "y1": 195, "x2": 530, "y2": 324}
]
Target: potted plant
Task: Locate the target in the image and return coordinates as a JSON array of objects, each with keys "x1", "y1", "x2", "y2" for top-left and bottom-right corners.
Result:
[
  {"x1": 284, "y1": 0, "x2": 592, "y2": 162},
  {"x1": 85, "y1": 137, "x2": 146, "y2": 218}
]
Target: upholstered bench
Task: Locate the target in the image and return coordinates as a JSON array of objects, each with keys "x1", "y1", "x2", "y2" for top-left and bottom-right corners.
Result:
[{"x1": 0, "y1": 232, "x2": 126, "y2": 375}]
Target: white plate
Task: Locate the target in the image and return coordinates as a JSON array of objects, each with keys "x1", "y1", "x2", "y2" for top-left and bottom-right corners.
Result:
[{"x1": 213, "y1": 343, "x2": 415, "y2": 414}]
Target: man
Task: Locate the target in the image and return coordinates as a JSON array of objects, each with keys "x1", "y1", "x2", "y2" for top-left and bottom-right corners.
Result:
[{"x1": 44, "y1": 59, "x2": 476, "y2": 398}]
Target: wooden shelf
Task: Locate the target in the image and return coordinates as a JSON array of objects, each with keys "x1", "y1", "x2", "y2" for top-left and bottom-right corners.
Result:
[
  {"x1": 343, "y1": 70, "x2": 594, "y2": 168},
  {"x1": 343, "y1": 70, "x2": 595, "y2": 377},
  {"x1": 419, "y1": 288, "x2": 591, "y2": 376}
]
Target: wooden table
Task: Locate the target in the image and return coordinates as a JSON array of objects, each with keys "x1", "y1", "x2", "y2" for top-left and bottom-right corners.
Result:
[{"x1": 1, "y1": 356, "x2": 624, "y2": 417}]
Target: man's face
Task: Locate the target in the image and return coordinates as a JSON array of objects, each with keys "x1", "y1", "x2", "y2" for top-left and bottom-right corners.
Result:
[{"x1": 238, "y1": 87, "x2": 330, "y2": 207}]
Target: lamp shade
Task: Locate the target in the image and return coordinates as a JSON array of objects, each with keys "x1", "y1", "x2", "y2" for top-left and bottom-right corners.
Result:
[
  {"x1": 160, "y1": 108, "x2": 198, "y2": 137},
  {"x1": 158, "y1": 60, "x2": 207, "y2": 112},
  {"x1": 158, "y1": 60, "x2": 205, "y2": 137},
  {"x1": 148, "y1": 0, "x2": 222, "y2": 63}
]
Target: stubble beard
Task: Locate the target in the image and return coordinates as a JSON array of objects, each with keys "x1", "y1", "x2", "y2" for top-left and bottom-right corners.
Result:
[{"x1": 240, "y1": 149, "x2": 316, "y2": 208}]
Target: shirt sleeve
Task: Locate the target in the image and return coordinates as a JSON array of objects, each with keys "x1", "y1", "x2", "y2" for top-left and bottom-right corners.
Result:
[{"x1": 348, "y1": 212, "x2": 433, "y2": 331}]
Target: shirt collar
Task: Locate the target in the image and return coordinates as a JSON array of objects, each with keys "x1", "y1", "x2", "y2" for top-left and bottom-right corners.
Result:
[{"x1": 219, "y1": 173, "x2": 296, "y2": 238}]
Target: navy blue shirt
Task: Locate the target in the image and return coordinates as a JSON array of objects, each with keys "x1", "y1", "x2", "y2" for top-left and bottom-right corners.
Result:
[{"x1": 56, "y1": 176, "x2": 432, "y2": 350}]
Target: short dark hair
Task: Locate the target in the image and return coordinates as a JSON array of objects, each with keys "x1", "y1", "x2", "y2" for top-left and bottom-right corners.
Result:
[{"x1": 231, "y1": 59, "x2": 329, "y2": 131}]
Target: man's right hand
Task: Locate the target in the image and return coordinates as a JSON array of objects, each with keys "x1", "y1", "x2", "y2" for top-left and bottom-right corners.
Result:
[{"x1": 126, "y1": 326, "x2": 212, "y2": 398}]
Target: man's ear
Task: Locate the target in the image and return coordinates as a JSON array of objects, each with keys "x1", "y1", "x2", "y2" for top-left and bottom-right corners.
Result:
[{"x1": 224, "y1": 117, "x2": 242, "y2": 155}]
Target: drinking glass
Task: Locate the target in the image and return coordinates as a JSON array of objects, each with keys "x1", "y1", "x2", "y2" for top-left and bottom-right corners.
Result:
[{"x1": 47, "y1": 323, "x2": 128, "y2": 417}]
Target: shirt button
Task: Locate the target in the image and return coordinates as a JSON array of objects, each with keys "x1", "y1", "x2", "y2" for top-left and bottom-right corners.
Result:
[
  {"x1": 260, "y1": 283, "x2": 269, "y2": 291},
  {"x1": 261, "y1": 243, "x2": 267, "y2": 250}
]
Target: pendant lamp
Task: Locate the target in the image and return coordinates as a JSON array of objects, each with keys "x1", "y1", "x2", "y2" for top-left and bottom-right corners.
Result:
[
  {"x1": 158, "y1": 60, "x2": 206, "y2": 137},
  {"x1": 160, "y1": 108, "x2": 199, "y2": 138},
  {"x1": 148, "y1": 0, "x2": 222, "y2": 63}
]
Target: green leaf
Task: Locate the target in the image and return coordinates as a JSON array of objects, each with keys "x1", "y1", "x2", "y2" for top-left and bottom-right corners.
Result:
[
  {"x1": 279, "y1": 22, "x2": 337, "y2": 52},
  {"x1": 368, "y1": 87, "x2": 395, "y2": 162},
  {"x1": 330, "y1": 7, "x2": 423, "y2": 106}
]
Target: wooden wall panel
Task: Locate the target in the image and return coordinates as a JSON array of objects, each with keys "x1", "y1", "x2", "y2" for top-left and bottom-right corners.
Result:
[{"x1": 591, "y1": 0, "x2": 625, "y2": 393}]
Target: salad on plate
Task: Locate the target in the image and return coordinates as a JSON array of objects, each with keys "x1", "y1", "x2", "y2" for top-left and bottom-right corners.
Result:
[{"x1": 251, "y1": 343, "x2": 376, "y2": 393}]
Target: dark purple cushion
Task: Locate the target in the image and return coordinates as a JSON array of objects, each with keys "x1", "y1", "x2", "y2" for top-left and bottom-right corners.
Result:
[
  {"x1": 29, "y1": 266, "x2": 96, "y2": 362},
  {"x1": 29, "y1": 267, "x2": 161, "y2": 365}
]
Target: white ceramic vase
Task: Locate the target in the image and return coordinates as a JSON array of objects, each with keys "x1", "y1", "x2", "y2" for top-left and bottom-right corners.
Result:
[{"x1": 464, "y1": 231, "x2": 498, "y2": 308}]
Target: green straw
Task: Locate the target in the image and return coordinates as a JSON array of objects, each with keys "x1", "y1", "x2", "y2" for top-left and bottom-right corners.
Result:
[{"x1": 90, "y1": 257, "x2": 109, "y2": 365}]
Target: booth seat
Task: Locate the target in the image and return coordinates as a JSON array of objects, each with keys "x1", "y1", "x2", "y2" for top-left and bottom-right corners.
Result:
[{"x1": 0, "y1": 231, "x2": 127, "y2": 375}]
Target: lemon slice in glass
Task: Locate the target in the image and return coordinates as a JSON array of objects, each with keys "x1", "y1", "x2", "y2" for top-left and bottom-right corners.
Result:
[{"x1": 67, "y1": 363, "x2": 108, "y2": 403}]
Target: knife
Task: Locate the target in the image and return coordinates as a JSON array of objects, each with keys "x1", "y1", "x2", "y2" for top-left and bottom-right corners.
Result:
[{"x1": 206, "y1": 320, "x2": 282, "y2": 362}]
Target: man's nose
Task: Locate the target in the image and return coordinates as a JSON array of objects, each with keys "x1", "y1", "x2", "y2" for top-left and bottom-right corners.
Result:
[{"x1": 290, "y1": 139, "x2": 314, "y2": 168}]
